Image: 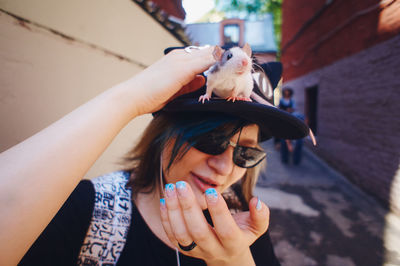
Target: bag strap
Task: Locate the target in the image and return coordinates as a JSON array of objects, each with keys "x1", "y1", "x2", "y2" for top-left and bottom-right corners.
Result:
[{"x1": 77, "y1": 171, "x2": 132, "y2": 265}]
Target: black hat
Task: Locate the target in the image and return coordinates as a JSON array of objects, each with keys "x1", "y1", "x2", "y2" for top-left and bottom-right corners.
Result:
[{"x1": 156, "y1": 47, "x2": 309, "y2": 141}]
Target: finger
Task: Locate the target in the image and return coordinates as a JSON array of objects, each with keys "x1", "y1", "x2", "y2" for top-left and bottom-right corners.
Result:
[
  {"x1": 184, "y1": 75, "x2": 206, "y2": 93},
  {"x1": 170, "y1": 75, "x2": 206, "y2": 101},
  {"x1": 160, "y1": 198, "x2": 178, "y2": 245},
  {"x1": 168, "y1": 46, "x2": 216, "y2": 76},
  {"x1": 182, "y1": 46, "x2": 216, "y2": 73},
  {"x1": 205, "y1": 188, "x2": 242, "y2": 250},
  {"x1": 245, "y1": 197, "x2": 270, "y2": 241},
  {"x1": 175, "y1": 181, "x2": 222, "y2": 254},
  {"x1": 164, "y1": 183, "x2": 194, "y2": 247}
]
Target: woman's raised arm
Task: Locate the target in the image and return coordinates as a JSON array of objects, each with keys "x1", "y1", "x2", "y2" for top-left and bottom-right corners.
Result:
[{"x1": 0, "y1": 46, "x2": 215, "y2": 265}]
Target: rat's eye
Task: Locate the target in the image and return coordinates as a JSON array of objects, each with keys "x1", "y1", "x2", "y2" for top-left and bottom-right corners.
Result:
[{"x1": 227, "y1": 53, "x2": 232, "y2": 60}]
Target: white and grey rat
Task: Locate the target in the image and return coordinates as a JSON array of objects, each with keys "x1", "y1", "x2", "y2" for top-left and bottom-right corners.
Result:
[
  {"x1": 199, "y1": 43, "x2": 254, "y2": 103},
  {"x1": 198, "y1": 44, "x2": 318, "y2": 146}
]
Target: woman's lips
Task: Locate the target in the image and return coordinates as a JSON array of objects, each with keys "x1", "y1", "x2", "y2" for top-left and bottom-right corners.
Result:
[{"x1": 191, "y1": 172, "x2": 219, "y2": 193}]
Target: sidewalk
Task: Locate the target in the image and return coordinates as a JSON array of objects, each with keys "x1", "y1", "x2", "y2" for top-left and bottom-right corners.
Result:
[{"x1": 254, "y1": 140, "x2": 400, "y2": 266}]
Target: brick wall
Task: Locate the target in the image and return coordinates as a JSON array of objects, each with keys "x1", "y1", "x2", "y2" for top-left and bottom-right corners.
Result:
[
  {"x1": 152, "y1": 0, "x2": 186, "y2": 19},
  {"x1": 281, "y1": 0, "x2": 400, "y2": 81},
  {"x1": 284, "y1": 35, "x2": 400, "y2": 213}
]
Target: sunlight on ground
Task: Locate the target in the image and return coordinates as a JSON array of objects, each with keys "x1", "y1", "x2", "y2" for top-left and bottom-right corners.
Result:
[{"x1": 384, "y1": 162, "x2": 400, "y2": 265}]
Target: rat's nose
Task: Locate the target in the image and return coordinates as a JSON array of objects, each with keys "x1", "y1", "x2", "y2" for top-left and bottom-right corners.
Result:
[{"x1": 241, "y1": 59, "x2": 248, "y2": 67}]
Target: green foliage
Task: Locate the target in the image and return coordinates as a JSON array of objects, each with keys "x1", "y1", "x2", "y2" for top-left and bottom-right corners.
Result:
[{"x1": 214, "y1": 0, "x2": 282, "y2": 54}]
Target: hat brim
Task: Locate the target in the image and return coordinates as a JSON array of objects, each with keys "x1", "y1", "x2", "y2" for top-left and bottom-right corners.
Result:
[
  {"x1": 160, "y1": 92, "x2": 309, "y2": 141},
  {"x1": 159, "y1": 47, "x2": 309, "y2": 141}
]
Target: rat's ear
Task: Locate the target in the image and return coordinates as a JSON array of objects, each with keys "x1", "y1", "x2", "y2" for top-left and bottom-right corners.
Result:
[
  {"x1": 212, "y1": 46, "x2": 224, "y2": 61},
  {"x1": 242, "y1": 43, "x2": 252, "y2": 57}
]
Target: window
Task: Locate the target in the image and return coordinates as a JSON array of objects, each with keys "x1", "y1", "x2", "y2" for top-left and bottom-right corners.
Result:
[
  {"x1": 220, "y1": 19, "x2": 244, "y2": 47},
  {"x1": 223, "y1": 24, "x2": 240, "y2": 46}
]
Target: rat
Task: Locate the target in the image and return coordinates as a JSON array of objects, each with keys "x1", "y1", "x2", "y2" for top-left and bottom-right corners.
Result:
[
  {"x1": 198, "y1": 43, "x2": 254, "y2": 103},
  {"x1": 198, "y1": 44, "x2": 318, "y2": 146}
]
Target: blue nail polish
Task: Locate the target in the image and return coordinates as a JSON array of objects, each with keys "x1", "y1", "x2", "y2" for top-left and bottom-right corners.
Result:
[
  {"x1": 176, "y1": 181, "x2": 186, "y2": 190},
  {"x1": 165, "y1": 183, "x2": 174, "y2": 192},
  {"x1": 205, "y1": 188, "x2": 217, "y2": 198},
  {"x1": 256, "y1": 198, "x2": 262, "y2": 210},
  {"x1": 160, "y1": 198, "x2": 166, "y2": 205}
]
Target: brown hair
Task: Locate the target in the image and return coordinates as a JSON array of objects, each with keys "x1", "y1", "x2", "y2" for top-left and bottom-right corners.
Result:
[{"x1": 122, "y1": 112, "x2": 264, "y2": 203}]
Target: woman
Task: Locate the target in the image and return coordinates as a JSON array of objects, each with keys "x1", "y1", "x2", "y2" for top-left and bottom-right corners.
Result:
[
  {"x1": 278, "y1": 87, "x2": 305, "y2": 164},
  {"x1": 0, "y1": 46, "x2": 308, "y2": 265},
  {"x1": 279, "y1": 88, "x2": 295, "y2": 113}
]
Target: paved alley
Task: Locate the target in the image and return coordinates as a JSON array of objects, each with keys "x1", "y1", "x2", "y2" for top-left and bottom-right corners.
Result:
[{"x1": 254, "y1": 140, "x2": 400, "y2": 266}]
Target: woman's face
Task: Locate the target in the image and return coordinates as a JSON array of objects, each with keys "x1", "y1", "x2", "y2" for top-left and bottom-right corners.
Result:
[{"x1": 162, "y1": 124, "x2": 259, "y2": 209}]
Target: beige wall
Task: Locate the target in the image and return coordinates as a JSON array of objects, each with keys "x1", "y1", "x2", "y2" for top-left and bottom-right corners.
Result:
[
  {"x1": 0, "y1": 0, "x2": 179, "y2": 65},
  {"x1": 0, "y1": 1, "x2": 182, "y2": 178}
]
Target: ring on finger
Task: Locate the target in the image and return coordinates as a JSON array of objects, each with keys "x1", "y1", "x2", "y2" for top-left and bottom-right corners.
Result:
[
  {"x1": 184, "y1": 45, "x2": 210, "y2": 53},
  {"x1": 178, "y1": 241, "x2": 197, "y2": 251}
]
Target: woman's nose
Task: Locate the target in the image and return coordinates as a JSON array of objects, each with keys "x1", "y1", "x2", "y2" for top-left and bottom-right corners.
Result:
[{"x1": 207, "y1": 146, "x2": 234, "y2": 176}]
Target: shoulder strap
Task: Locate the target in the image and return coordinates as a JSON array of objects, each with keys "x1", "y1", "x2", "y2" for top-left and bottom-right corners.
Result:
[{"x1": 77, "y1": 171, "x2": 132, "y2": 265}]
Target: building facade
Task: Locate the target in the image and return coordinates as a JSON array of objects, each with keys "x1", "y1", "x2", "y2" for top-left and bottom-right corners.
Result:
[
  {"x1": 281, "y1": 0, "x2": 400, "y2": 213},
  {"x1": 186, "y1": 16, "x2": 277, "y2": 63}
]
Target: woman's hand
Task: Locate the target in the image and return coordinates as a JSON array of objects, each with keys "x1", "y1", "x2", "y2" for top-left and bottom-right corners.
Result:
[
  {"x1": 0, "y1": 46, "x2": 214, "y2": 265},
  {"x1": 160, "y1": 181, "x2": 270, "y2": 266},
  {"x1": 119, "y1": 46, "x2": 216, "y2": 116}
]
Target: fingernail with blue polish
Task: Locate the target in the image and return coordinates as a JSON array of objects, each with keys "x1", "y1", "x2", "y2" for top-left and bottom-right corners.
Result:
[
  {"x1": 176, "y1": 181, "x2": 187, "y2": 197},
  {"x1": 160, "y1": 198, "x2": 166, "y2": 209},
  {"x1": 165, "y1": 183, "x2": 175, "y2": 197},
  {"x1": 176, "y1": 181, "x2": 186, "y2": 190},
  {"x1": 205, "y1": 188, "x2": 218, "y2": 204},
  {"x1": 256, "y1": 198, "x2": 262, "y2": 210}
]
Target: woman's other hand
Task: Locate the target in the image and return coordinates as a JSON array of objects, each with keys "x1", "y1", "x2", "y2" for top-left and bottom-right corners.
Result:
[
  {"x1": 120, "y1": 46, "x2": 215, "y2": 116},
  {"x1": 160, "y1": 181, "x2": 270, "y2": 266}
]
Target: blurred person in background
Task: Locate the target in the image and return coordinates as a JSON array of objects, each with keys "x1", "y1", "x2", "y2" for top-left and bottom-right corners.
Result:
[
  {"x1": 279, "y1": 87, "x2": 295, "y2": 113},
  {"x1": 279, "y1": 87, "x2": 304, "y2": 165}
]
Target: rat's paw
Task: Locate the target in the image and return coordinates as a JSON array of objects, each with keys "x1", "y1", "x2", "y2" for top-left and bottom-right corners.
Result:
[
  {"x1": 239, "y1": 97, "x2": 252, "y2": 102},
  {"x1": 226, "y1": 96, "x2": 239, "y2": 102},
  {"x1": 226, "y1": 96, "x2": 252, "y2": 102},
  {"x1": 226, "y1": 96, "x2": 234, "y2": 102},
  {"x1": 198, "y1": 94, "x2": 210, "y2": 104}
]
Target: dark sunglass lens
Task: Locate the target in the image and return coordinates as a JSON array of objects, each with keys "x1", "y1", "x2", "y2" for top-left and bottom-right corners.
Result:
[
  {"x1": 233, "y1": 146, "x2": 266, "y2": 168},
  {"x1": 194, "y1": 142, "x2": 224, "y2": 155},
  {"x1": 193, "y1": 135, "x2": 229, "y2": 155}
]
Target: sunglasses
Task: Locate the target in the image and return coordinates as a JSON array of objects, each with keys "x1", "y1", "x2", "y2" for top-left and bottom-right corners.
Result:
[{"x1": 192, "y1": 128, "x2": 266, "y2": 168}]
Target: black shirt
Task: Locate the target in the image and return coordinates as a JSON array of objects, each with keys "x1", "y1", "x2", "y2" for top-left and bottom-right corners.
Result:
[{"x1": 20, "y1": 180, "x2": 280, "y2": 266}]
